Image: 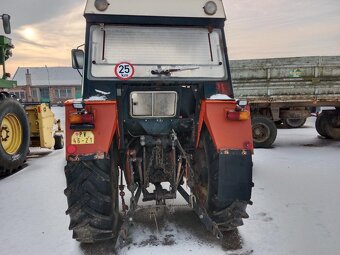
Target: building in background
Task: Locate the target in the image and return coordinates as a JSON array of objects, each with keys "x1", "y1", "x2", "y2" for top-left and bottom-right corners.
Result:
[{"x1": 10, "y1": 66, "x2": 82, "y2": 105}]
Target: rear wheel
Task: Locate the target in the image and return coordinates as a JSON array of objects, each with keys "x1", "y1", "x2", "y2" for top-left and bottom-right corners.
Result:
[
  {"x1": 283, "y1": 118, "x2": 306, "y2": 128},
  {"x1": 193, "y1": 129, "x2": 250, "y2": 232},
  {"x1": 64, "y1": 141, "x2": 119, "y2": 243},
  {"x1": 0, "y1": 98, "x2": 30, "y2": 175},
  {"x1": 251, "y1": 116, "x2": 277, "y2": 148}
]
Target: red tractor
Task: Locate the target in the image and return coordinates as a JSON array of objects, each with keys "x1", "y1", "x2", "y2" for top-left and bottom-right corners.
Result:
[{"x1": 64, "y1": 0, "x2": 253, "y2": 243}]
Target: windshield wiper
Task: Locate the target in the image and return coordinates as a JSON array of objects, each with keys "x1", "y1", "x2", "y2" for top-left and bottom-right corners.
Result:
[{"x1": 151, "y1": 66, "x2": 200, "y2": 76}]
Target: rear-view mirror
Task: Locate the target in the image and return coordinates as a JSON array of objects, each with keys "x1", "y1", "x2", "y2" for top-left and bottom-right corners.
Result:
[
  {"x1": 2, "y1": 14, "x2": 11, "y2": 34},
  {"x1": 71, "y1": 49, "x2": 84, "y2": 70}
]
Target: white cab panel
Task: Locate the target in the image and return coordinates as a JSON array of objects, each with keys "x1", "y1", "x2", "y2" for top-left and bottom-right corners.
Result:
[{"x1": 85, "y1": 0, "x2": 226, "y2": 19}]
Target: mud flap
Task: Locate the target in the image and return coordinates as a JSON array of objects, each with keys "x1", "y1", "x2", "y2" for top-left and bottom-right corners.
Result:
[{"x1": 216, "y1": 150, "x2": 253, "y2": 207}]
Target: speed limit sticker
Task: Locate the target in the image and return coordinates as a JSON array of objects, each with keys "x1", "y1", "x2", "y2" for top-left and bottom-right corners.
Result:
[{"x1": 114, "y1": 62, "x2": 135, "y2": 80}]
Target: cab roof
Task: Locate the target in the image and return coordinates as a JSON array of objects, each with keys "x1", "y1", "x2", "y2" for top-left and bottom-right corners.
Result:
[{"x1": 84, "y1": 0, "x2": 226, "y2": 19}]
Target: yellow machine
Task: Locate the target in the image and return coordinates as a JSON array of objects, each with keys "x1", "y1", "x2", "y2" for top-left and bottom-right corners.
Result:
[{"x1": 25, "y1": 103, "x2": 63, "y2": 149}]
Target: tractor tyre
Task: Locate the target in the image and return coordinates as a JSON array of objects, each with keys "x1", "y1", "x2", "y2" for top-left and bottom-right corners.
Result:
[
  {"x1": 283, "y1": 118, "x2": 306, "y2": 128},
  {"x1": 315, "y1": 112, "x2": 331, "y2": 138},
  {"x1": 64, "y1": 141, "x2": 120, "y2": 243},
  {"x1": 0, "y1": 98, "x2": 30, "y2": 175},
  {"x1": 251, "y1": 116, "x2": 277, "y2": 148},
  {"x1": 54, "y1": 134, "x2": 64, "y2": 150},
  {"x1": 193, "y1": 128, "x2": 250, "y2": 233}
]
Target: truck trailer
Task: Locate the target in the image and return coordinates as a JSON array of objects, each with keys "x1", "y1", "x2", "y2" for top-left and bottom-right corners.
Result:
[
  {"x1": 231, "y1": 56, "x2": 340, "y2": 147},
  {"x1": 64, "y1": 0, "x2": 254, "y2": 244}
]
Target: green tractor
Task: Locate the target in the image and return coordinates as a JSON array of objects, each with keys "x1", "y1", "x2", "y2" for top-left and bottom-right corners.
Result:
[
  {"x1": 0, "y1": 14, "x2": 16, "y2": 88},
  {"x1": 0, "y1": 14, "x2": 30, "y2": 175}
]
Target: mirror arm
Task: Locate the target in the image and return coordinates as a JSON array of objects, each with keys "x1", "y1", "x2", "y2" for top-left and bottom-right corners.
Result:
[
  {"x1": 77, "y1": 44, "x2": 85, "y2": 49},
  {"x1": 76, "y1": 68, "x2": 83, "y2": 78}
]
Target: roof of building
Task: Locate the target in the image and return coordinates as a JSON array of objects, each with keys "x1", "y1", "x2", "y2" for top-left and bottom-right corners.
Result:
[{"x1": 13, "y1": 67, "x2": 82, "y2": 87}]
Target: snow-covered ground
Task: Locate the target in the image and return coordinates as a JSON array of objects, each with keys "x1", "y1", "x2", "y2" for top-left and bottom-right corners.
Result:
[{"x1": 0, "y1": 108, "x2": 339, "y2": 255}]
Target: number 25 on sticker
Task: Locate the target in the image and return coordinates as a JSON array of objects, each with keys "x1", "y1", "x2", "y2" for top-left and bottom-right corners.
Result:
[{"x1": 114, "y1": 62, "x2": 135, "y2": 80}]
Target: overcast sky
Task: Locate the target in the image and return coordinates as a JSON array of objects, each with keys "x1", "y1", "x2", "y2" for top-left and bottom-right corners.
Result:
[{"x1": 2, "y1": 0, "x2": 340, "y2": 75}]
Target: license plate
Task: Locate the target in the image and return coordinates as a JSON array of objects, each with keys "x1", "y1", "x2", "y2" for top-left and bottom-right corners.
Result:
[{"x1": 71, "y1": 131, "x2": 94, "y2": 145}]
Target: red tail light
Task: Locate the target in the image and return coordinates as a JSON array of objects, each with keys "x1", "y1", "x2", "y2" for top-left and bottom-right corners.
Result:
[
  {"x1": 226, "y1": 110, "x2": 250, "y2": 121},
  {"x1": 69, "y1": 112, "x2": 94, "y2": 124}
]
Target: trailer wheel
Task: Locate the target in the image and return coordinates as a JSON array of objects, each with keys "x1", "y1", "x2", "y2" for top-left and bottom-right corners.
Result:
[
  {"x1": 324, "y1": 113, "x2": 340, "y2": 140},
  {"x1": 283, "y1": 118, "x2": 306, "y2": 128},
  {"x1": 315, "y1": 112, "x2": 330, "y2": 138},
  {"x1": 251, "y1": 116, "x2": 277, "y2": 148},
  {"x1": 54, "y1": 134, "x2": 64, "y2": 150},
  {"x1": 64, "y1": 140, "x2": 120, "y2": 243},
  {"x1": 193, "y1": 128, "x2": 250, "y2": 233},
  {"x1": 0, "y1": 98, "x2": 30, "y2": 175}
]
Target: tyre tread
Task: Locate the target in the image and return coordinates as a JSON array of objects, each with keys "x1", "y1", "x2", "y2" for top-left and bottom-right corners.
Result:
[
  {"x1": 64, "y1": 157, "x2": 119, "y2": 243},
  {"x1": 0, "y1": 98, "x2": 30, "y2": 175}
]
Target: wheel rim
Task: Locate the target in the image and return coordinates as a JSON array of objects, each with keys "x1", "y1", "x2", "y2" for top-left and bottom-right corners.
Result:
[
  {"x1": 252, "y1": 123, "x2": 270, "y2": 143},
  {"x1": 1, "y1": 113, "x2": 22, "y2": 155},
  {"x1": 286, "y1": 118, "x2": 305, "y2": 127}
]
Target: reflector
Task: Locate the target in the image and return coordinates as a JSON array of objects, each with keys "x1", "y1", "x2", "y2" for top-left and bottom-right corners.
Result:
[{"x1": 66, "y1": 145, "x2": 77, "y2": 154}]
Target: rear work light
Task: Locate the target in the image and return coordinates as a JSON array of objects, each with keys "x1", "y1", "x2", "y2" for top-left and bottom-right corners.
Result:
[
  {"x1": 226, "y1": 110, "x2": 250, "y2": 121},
  {"x1": 72, "y1": 101, "x2": 85, "y2": 109}
]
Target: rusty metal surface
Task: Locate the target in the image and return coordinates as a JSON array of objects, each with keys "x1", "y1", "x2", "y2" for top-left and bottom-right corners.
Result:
[{"x1": 231, "y1": 56, "x2": 340, "y2": 105}]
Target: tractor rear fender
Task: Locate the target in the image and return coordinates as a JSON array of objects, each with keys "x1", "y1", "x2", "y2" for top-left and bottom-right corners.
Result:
[
  {"x1": 64, "y1": 100, "x2": 119, "y2": 161},
  {"x1": 196, "y1": 100, "x2": 254, "y2": 205},
  {"x1": 197, "y1": 100, "x2": 254, "y2": 152}
]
